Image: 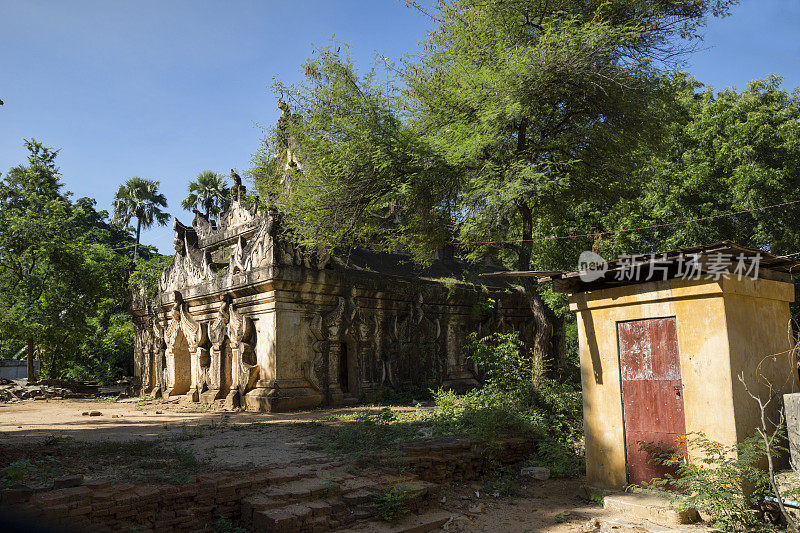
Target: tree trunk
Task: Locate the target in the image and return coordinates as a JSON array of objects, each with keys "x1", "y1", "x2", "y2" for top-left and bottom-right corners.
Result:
[
  {"x1": 515, "y1": 198, "x2": 534, "y2": 273},
  {"x1": 134, "y1": 217, "x2": 141, "y2": 261},
  {"x1": 26, "y1": 338, "x2": 36, "y2": 382},
  {"x1": 521, "y1": 277, "x2": 554, "y2": 387},
  {"x1": 515, "y1": 197, "x2": 555, "y2": 386}
]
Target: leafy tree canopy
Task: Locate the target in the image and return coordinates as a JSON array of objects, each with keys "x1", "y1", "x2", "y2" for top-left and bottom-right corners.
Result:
[
  {"x1": 112, "y1": 177, "x2": 169, "y2": 260},
  {"x1": 0, "y1": 140, "x2": 145, "y2": 379},
  {"x1": 251, "y1": 0, "x2": 739, "y2": 364},
  {"x1": 181, "y1": 170, "x2": 231, "y2": 219},
  {"x1": 606, "y1": 75, "x2": 800, "y2": 257},
  {"x1": 252, "y1": 48, "x2": 459, "y2": 261},
  {"x1": 253, "y1": 0, "x2": 738, "y2": 271}
]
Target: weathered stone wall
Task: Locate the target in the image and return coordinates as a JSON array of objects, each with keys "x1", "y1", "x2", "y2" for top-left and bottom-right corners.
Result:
[{"x1": 130, "y1": 198, "x2": 535, "y2": 412}]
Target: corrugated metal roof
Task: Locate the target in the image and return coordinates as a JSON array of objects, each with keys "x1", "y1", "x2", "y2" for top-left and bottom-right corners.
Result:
[{"x1": 480, "y1": 241, "x2": 800, "y2": 293}]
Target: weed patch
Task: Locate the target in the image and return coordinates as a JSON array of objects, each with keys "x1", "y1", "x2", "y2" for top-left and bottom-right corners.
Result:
[{"x1": 374, "y1": 482, "x2": 413, "y2": 522}]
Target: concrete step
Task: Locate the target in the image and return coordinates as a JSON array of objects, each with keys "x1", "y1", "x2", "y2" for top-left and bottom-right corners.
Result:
[{"x1": 603, "y1": 491, "x2": 700, "y2": 525}]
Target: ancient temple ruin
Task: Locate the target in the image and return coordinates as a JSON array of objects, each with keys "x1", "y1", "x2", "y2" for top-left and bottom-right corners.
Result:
[{"x1": 130, "y1": 181, "x2": 535, "y2": 411}]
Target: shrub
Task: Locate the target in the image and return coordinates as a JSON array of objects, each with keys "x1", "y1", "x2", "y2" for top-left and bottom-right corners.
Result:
[
  {"x1": 642, "y1": 433, "x2": 775, "y2": 532},
  {"x1": 466, "y1": 331, "x2": 534, "y2": 396},
  {"x1": 322, "y1": 408, "x2": 418, "y2": 455},
  {"x1": 321, "y1": 332, "x2": 584, "y2": 477},
  {"x1": 374, "y1": 482, "x2": 413, "y2": 522},
  {"x1": 528, "y1": 439, "x2": 585, "y2": 478},
  {"x1": 424, "y1": 387, "x2": 547, "y2": 444},
  {"x1": 376, "y1": 383, "x2": 433, "y2": 405}
]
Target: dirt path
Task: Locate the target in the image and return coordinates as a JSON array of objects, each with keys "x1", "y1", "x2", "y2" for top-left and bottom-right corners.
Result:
[
  {"x1": 0, "y1": 399, "x2": 709, "y2": 532},
  {"x1": 432, "y1": 479, "x2": 709, "y2": 533},
  {"x1": 0, "y1": 398, "x2": 389, "y2": 470}
]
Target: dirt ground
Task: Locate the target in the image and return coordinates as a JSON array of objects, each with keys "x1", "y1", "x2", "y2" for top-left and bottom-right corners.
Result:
[
  {"x1": 0, "y1": 398, "x2": 709, "y2": 532},
  {"x1": 0, "y1": 397, "x2": 341, "y2": 469},
  {"x1": 433, "y1": 479, "x2": 707, "y2": 533}
]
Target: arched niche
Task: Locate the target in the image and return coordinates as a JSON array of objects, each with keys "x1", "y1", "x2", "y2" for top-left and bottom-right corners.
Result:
[
  {"x1": 220, "y1": 336, "x2": 233, "y2": 394},
  {"x1": 340, "y1": 334, "x2": 359, "y2": 396},
  {"x1": 171, "y1": 329, "x2": 192, "y2": 395}
]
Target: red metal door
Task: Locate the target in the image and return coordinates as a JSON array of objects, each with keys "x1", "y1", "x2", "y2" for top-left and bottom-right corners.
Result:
[{"x1": 618, "y1": 317, "x2": 686, "y2": 485}]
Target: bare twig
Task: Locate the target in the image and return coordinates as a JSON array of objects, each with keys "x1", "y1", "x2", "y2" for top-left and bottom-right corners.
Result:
[{"x1": 738, "y1": 371, "x2": 798, "y2": 531}]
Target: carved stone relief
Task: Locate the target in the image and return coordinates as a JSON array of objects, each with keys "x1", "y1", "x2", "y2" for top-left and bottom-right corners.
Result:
[{"x1": 228, "y1": 302, "x2": 258, "y2": 396}]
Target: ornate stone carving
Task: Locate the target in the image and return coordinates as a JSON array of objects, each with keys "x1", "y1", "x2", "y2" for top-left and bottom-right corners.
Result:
[
  {"x1": 152, "y1": 318, "x2": 166, "y2": 396},
  {"x1": 164, "y1": 292, "x2": 203, "y2": 351},
  {"x1": 218, "y1": 198, "x2": 257, "y2": 233},
  {"x1": 133, "y1": 159, "x2": 537, "y2": 409},
  {"x1": 209, "y1": 298, "x2": 230, "y2": 350},
  {"x1": 230, "y1": 169, "x2": 245, "y2": 201},
  {"x1": 165, "y1": 303, "x2": 181, "y2": 348},
  {"x1": 182, "y1": 306, "x2": 202, "y2": 353},
  {"x1": 229, "y1": 236, "x2": 247, "y2": 274},
  {"x1": 306, "y1": 296, "x2": 348, "y2": 392},
  {"x1": 192, "y1": 210, "x2": 216, "y2": 239},
  {"x1": 389, "y1": 293, "x2": 443, "y2": 385},
  {"x1": 228, "y1": 303, "x2": 258, "y2": 394},
  {"x1": 140, "y1": 326, "x2": 153, "y2": 393},
  {"x1": 159, "y1": 247, "x2": 208, "y2": 293}
]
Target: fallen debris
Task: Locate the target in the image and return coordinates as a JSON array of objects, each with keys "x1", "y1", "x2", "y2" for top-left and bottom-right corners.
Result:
[
  {"x1": 521, "y1": 466, "x2": 551, "y2": 480},
  {"x1": 0, "y1": 378, "x2": 102, "y2": 403},
  {"x1": 443, "y1": 513, "x2": 473, "y2": 532},
  {"x1": 468, "y1": 502, "x2": 484, "y2": 514}
]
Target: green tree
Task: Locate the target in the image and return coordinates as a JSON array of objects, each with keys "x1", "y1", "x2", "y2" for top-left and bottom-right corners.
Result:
[
  {"x1": 180, "y1": 170, "x2": 230, "y2": 219},
  {"x1": 112, "y1": 177, "x2": 170, "y2": 260},
  {"x1": 0, "y1": 140, "x2": 130, "y2": 379},
  {"x1": 607, "y1": 75, "x2": 800, "y2": 256},
  {"x1": 253, "y1": 50, "x2": 458, "y2": 257},
  {"x1": 253, "y1": 0, "x2": 738, "y2": 369},
  {"x1": 403, "y1": 0, "x2": 736, "y2": 362}
]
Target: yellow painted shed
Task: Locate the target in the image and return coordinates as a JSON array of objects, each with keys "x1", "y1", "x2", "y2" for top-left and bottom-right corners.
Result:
[{"x1": 539, "y1": 242, "x2": 799, "y2": 489}]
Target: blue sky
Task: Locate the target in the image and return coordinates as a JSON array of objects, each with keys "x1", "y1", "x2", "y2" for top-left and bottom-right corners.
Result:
[{"x1": 1, "y1": 0, "x2": 799, "y2": 254}]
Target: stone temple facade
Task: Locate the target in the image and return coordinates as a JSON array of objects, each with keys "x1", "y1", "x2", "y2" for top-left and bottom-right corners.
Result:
[{"x1": 130, "y1": 189, "x2": 535, "y2": 411}]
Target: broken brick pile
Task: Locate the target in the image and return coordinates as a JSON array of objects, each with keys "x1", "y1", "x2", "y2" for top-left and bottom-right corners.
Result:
[
  {"x1": 0, "y1": 437, "x2": 533, "y2": 532},
  {"x1": 2, "y1": 462, "x2": 440, "y2": 533}
]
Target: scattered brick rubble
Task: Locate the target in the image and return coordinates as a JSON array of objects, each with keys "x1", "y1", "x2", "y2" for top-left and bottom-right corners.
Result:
[
  {"x1": 0, "y1": 437, "x2": 534, "y2": 532},
  {"x1": 0, "y1": 378, "x2": 108, "y2": 402}
]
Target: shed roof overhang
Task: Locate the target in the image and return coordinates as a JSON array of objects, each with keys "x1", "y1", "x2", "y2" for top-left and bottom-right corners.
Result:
[{"x1": 480, "y1": 241, "x2": 800, "y2": 294}]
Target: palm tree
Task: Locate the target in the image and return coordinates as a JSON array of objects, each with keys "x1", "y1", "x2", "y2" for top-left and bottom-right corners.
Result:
[
  {"x1": 181, "y1": 171, "x2": 230, "y2": 219},
  {"x1": 112, "y1": 177, "x2": 170, "y2": 260}
]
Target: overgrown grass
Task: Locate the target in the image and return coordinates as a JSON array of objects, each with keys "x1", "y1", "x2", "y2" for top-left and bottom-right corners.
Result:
[
  {"x1": 320, "y1": 383, "x2": 582, "y2": 473},
  {"x1": 2, "y1": 437, "x2": 206, "y2": 487},
  {"x1": 318, "y1": 408, "x2": 420, "y2": 455},
  {"x1": 317, "y1": 332, "x2": 584, "y2": 476},
  {"x1": 375, "y1": 383, "x2": 433, "y2": 405},
  {"x1": 527, "y1": 439, "x2": 585, "y2": 478}
]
